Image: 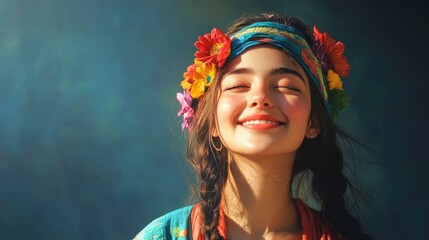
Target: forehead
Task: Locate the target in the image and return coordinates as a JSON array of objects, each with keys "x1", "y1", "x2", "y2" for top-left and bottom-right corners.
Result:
[{"x1": 223, "y1": 45, "x2": 307, "y2": 78}]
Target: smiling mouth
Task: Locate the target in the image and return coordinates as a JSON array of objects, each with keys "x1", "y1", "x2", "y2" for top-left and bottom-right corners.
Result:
[
  {"x1": 238, "y1": 115, "x2": 286, "y2": 130},
  {"x1": 241, "y1": 120, "x2": 282, "y2": 126},
  {"x1": 238, "y1": 114, "x2": 285, "y2": 125}
]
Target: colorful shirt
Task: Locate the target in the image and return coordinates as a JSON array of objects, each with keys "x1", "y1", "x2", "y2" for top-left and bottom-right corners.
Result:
[{"x1": 134, "y1": 199, "x2": 342, "y2": 240}]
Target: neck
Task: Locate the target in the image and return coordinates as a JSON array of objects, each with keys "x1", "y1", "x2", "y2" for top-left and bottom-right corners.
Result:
[{"x1": 223, "y1": 154, "x2": 301, "y2": 238}]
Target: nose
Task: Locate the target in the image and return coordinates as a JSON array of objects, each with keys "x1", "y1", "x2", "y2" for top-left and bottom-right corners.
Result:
[{"x1": 248, "y1": 88, "x2": 274, "y2": 109}]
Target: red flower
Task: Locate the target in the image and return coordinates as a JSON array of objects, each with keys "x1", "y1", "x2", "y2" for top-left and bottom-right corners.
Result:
[
  {"x1": 313, "y1": 26, "x2": 351, "y2": 77},
  {"x1": 194, "y1": 28, "x2": 231, "y2": 67}
]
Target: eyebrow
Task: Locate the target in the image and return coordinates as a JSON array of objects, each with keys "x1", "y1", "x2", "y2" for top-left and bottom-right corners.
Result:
[
  {"x1": 271, "y1": 67, "x2": 305, "y2": 83},
  {"x1": 225, "y1": 67, "x2": 306, "y2": 84}
]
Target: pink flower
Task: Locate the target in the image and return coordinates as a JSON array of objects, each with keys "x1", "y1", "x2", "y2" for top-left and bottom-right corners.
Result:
[{"x1": 176, "y1": 90, "x2": 194, "y2": 130}]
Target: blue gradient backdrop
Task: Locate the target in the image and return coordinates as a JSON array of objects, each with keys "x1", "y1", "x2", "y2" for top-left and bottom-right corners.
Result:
[{"x1": 0, "y1": 0, "x2": 427, "y2": 239}]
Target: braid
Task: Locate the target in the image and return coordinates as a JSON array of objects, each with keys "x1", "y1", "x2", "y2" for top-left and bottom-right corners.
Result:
[
  {"x1": 189, "y1": 132, "x2": 227, "y2": 240},
  {"x1": 187, "y1": 74, "x2": 228, "y2": 240},
  {"x1": 199, "y1": 160, "x2": 225, "y2": 240},
  {"x1": 315, "y1": 126, "x2": 371, "y2": 239},
  {"x1": 295, "y1": 79, "x2": 372, "y2": 239}
]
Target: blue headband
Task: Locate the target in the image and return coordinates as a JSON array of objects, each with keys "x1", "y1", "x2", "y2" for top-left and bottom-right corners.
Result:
[{"x1": 227, "y1": 22, "x2": 328, "y2": 104}]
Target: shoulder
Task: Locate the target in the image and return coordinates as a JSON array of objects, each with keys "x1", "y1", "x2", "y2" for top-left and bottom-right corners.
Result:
[{"x1": 133, "y1": 205, "x2": 194, "y2": 240}]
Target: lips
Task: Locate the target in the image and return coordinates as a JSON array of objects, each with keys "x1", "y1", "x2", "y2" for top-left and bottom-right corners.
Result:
[
  {"x1": 237, "y1": 114, "x2": 285, "y2": 129},
  {"x1": 242, "y1": 119, "x2": 280, "y2": 126}
]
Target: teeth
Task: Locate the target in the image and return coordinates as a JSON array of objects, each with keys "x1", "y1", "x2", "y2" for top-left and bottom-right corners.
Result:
[{"x1": 242, "y1": 120, "x2": 280, "y2": 125}]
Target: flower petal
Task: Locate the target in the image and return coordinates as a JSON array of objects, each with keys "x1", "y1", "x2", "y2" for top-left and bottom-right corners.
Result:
[
  {"x1": 176, "y1": 91, "x2": 195, "y2": 130},
  {"x1": 190, "y1": 79, "x2": 206, "y2": 99},
  {"x1": 327, "y1": 70, "x2": 343, "y2": 90},
  {"x1": 194, "y1": 28, "x2": 231, "y2": 67},
  {"x1": 313, "y1": 26, "x2": 351, "y2": 77}
]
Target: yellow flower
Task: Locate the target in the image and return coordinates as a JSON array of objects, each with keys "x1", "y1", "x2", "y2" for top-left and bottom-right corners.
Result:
[
  {"x1": 327, "y1": 69, "x2": 343, "y2": 90},
  {"x1": 181, "y1": 75, "x2": 192, "y2": 90},
  {"x1": 194, "y1": 62, "x2": 216, "y2": 87},
  {"x1": 190, "y1": 78, "x2": 206, "y2": 99},
  {"x1": 181, "y1": 60, "x2": 217, "y2": 99}
]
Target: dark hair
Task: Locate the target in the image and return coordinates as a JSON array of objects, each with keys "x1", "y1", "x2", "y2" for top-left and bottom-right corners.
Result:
[{"x1": 187, "y1": 12, "x2": 371, "y2": 240}]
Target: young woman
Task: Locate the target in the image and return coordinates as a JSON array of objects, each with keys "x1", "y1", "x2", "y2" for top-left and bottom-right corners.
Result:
[{"x1": 135, "y1": 12, "x2": 371, "y2": 240}]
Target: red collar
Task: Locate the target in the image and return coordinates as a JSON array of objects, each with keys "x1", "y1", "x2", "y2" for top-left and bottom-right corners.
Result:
[{"x1": 191, "y1": 199, "x2": 341, "y2": 240}]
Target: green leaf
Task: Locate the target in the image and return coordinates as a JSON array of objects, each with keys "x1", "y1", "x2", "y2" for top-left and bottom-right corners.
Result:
[{"x1": 329, "y1": 89, "x2": 350, "y2": 120}]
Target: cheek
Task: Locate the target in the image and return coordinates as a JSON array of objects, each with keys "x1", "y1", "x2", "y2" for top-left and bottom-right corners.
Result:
[
  {"x1": 216, "y1": 95, "x2": 242, "y2": 125},
  {"x1": 280, "y1": 96, "x2": 311, "y2": 131},
  {"x1": 278, "y1": 95, "x2": 311, "y2": 120}
]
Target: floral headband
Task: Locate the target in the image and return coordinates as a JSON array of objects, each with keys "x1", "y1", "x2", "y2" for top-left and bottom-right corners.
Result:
[{"x1": 177, "y1": 21, "x2": 350, "y2": 130}]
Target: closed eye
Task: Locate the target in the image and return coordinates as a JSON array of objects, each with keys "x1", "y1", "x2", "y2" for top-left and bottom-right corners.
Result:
[
  {"x1": 223, "y1": 85, "x2": 249, "y2": 91},
  {"x1": 274, "y1": 86, "x2": 301, "y2": 92}
]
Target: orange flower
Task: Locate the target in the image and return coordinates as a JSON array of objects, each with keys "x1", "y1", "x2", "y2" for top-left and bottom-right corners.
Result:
[
  {"x1": 194, "y1": 28, "x2": 231, "y2": 67},
  {"x1": 181, "y1": 63, "x2": 197, "y2": 90},
  {"x1": 313, "y1": 26, "x2": 350, "y2": 77},
  {"x1": 181, "y1": 60, "x2": 216, "y2": 99}
]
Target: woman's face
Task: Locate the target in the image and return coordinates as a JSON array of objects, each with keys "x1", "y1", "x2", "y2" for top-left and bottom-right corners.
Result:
[{"x1": 215, "y1": 45, "x2": 312, "y2": 160}]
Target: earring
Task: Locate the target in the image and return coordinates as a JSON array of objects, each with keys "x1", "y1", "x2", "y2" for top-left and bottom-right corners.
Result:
[
  {"x1": 211, "y1": 137, "x2": 223, "y2": 151},
  {"x1": 308, "y1": 134, "x2": 317, "y2": 139}
]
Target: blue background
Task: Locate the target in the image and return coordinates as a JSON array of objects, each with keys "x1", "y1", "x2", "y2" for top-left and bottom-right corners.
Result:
[{"x1": 1, "y1": 0, "x2": 427, "y2": 239}]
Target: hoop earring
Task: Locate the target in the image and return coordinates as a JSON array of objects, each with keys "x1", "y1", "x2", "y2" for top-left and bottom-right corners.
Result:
[{"x1": 211, "y1": 137, "x2": 223, "y2": 152}]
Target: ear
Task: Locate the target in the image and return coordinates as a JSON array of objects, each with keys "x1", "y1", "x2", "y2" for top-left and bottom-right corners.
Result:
[
  {"x1": 305, "y1": 120, "x2": 320, "y2": 139},
  {"x1": 212, "y1": 128, "x2": 219, "y2": 137}
]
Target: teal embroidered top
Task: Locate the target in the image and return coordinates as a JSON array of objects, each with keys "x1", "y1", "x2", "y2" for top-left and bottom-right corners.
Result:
[
  {"x1": 133, "y1": 205, "x2": 193, "y2": 240},
  {"x1": 134, "y1": 199, "x2": 342, "y2": 239}
]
